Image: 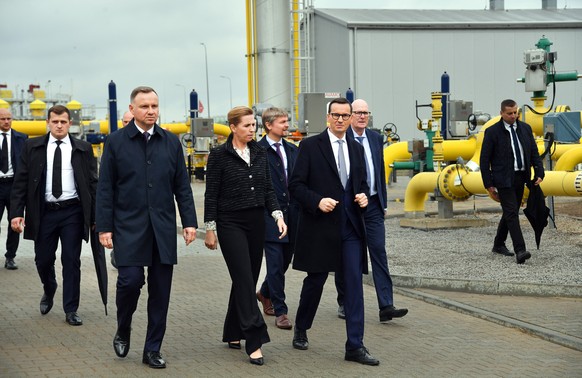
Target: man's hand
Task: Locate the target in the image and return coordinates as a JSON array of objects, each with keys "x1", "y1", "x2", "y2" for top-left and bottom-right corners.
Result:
[
  {"x1": 354, "y1": 193, "x2": 368, "y2": 208},
  {"x1": 534, "y1": 177, "x2": 543, "y2": 186},
  {"x1": 10, "y1": 217, "x2": 24, "y2": 233},
  {"x1": 487, "y1": 187, "x2": 499, "y2": 202},
  {"x1": 99, "y1": 232, "x2": 113, "y2": 249},
  {"x1": 318, "y1": 198, "x2": 339, "y2": 213},
  {"x1": 183, "y1": 227, "x2": 196, "y2": 246}
]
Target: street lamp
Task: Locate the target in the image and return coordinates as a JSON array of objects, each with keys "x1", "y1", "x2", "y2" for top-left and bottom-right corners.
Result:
[
  {"x1": 220, "y1": 75, "x2": 232, "y2": 110},
  {"x1": 200, "y1": 42, "x2": 210, "y2": 117},
  {"x1": 175, "y1": 83, "x2": 188, "y2": 120}
]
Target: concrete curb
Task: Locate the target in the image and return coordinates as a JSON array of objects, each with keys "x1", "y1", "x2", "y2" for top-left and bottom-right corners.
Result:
[
  {"x1": 387, "y1": 274, "x2": 582, "y2": 298},
  {"x1": 393, "y1": 287, "x2": 582, "y2": 352}
]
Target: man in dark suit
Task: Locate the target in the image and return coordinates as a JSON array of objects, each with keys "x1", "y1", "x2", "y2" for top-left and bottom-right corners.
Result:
[
  {"x1": 0, "y1": 108, "x2": 27, "y2": 270},
  {"x1": 290, "y1": 97, "x2": 379, "y2": 366},
  {"x1": 335, "y1": 99, "x2": 408, "y2": 322},
  {"x1": 96, "y1": 86, "x2": 197, "y2": 369},
  {"x1": 256, "y1": 107, "x2": 298, "y2": 330},
  {"x1": 10, "y1": 105, "x2": 97, "y2": 326},
  {"x1": 480, "y1": 99, "x2": 544, "y2": 264}
]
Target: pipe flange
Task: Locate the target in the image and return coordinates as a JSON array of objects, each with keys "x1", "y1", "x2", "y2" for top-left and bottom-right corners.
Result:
[{"x1": 437, "y1": 164, "x2": 471, "y2": 201}]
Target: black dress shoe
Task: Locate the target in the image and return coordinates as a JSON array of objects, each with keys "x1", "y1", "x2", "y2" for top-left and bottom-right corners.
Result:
[
  {"x1": 492, "y1": 245, "x2": 514, "y2": 256},
  {"x1": 227, "y1": 341, "x2": 241, "y2": 349},
  {"x1": 516, "y1": 250, "x2": 532, "y2": 264},
  {"x1": 4, "y1": 258, "x2": 18, "y2": 270},
  {"x1": 337, "y1": 305, "x2": 346, "y2": 319},
  {"x1": 292, "y1": 329, "x2": 309, "y2": 350},
  {"x1": 40, "y1": 294, "x2": 54, "y2": 315},
  {"x1": 379, "y1": 305, "x2": 408, "y2": 322},
  {"x1": 249, "y1": 356, "x2": 264, "y2": 366},
  {"x1": 113, "y1": 331, "x2": 131, "y2": 358},
  {"x1": 65, "y1": 312, "x2": 83, "y2": 326},
  {"x1": 142, "y1": 351, "x2": 166, "y2": 369},
  {"x1": 345, "y1": 347, "x2": 380, "y2": 366}
]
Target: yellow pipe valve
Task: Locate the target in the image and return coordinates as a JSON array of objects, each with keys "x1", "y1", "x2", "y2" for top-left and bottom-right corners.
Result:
[{"x1": 437, "y1": 164, "x2": 472, "y2": 201}]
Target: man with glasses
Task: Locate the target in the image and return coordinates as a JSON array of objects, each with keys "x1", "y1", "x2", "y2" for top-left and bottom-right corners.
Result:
[
  {"x1": 335, "y1": 99, "x2": 408, "y2": 322},
  {"x1": 290, "y1": 97, "x2": 379, "y2": 365}
]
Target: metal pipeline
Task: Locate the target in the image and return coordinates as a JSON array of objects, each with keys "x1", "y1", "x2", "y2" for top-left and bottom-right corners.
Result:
[
  {"x1": 404, "y1": 167, "x2": 582, "y2": 216},
  {"x1": 554, "y1": 146, "x2": 582, "y2": 171}
]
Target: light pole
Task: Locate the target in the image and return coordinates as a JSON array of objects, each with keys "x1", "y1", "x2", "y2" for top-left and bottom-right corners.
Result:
[
  {"x1": 200, "y1": 42, "x2": 210, "y2": 117},
  {"x1": 175, "y1": 83, "x2": 188, "y2": 119},
  {"x1": 219, "y1": 75, "x2": 232, "y2": 110}
]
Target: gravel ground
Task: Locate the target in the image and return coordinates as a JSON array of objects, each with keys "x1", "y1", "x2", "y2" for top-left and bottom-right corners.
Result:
[{"x1": 386, "y1": 208, "x2": 582, "y2": 286}]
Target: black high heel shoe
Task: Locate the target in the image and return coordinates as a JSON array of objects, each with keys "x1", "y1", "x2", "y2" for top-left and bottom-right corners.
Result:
[
  {"x1": 249, "y1": 356, "x2": 264, "y2": 366},
  {"x1": 228, "y1": 341, "x2": 241, "y2": 349}
]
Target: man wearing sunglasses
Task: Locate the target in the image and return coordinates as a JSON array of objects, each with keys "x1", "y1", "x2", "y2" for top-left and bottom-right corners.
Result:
[{"x1": 290, "y1": 97, "x2": 379, "y2": 366}]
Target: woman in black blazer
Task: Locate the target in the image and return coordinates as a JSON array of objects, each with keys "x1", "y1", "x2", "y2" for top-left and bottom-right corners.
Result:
[{"x1": 204, "y1": 106, "x2": 287, "y2": 365}]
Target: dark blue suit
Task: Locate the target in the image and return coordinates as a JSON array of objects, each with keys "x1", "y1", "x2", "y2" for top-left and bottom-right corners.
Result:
[
  {"x1": 257, "y1": 136, "x2": 298, "y2": 317},
  {"x1": 290, "y1": 129, "x2": 369, "y2": 351},
  {"x1": 0, "y1": 129, "x2": 27, "y2": 260},
  {"x1": 336, "y1": 127, "x2": 395, "y2": 310},
  {"x1": 96, "y1": 121, "x2": 197, "y2": 353}
]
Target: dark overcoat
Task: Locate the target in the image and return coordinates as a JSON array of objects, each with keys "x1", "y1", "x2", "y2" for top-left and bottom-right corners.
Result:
[
  {"x1": 480, "y1": 119, "x2": 545, "y2": 189},
  {"x1": 95, "y1": 121, "x2": 197, "y2": 266},
  {"x1": 10, "y1": 134, "x2": 97, "y2": 242},
  {"x1": 289, "y1": 129, "x2": 369, "y2": 273},
  {"x1": 258, "y1": 137, "x2": 298, "y2": 243}
]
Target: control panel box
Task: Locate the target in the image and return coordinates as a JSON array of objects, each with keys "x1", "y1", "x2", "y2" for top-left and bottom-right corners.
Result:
[
  {"x1": 543, "y1": 112, "x2": 581, "y2": 143},
  {"x1": 192, "y1": 118, "x2": 214, "y2": 138},
  {"x1": 298, "y1": 93, "x2": 327, "y2": 134}
]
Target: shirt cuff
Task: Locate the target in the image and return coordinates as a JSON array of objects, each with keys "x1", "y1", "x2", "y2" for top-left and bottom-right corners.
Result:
[{"x1": 271, "y1": 210, "x2": 283, "y2": 220}]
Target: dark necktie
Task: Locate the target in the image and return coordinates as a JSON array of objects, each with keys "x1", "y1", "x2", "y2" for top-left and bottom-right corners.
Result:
[
  {"x1": 355, "y1": 136, "x2": 372, "y2": 190},
  {"x1": 510, "y1": 125, "x2": 523, "y2": 170},
  {"x1": 274, "y1": 142, "x2": 287, "y2": 185},
  {"x1": 52, "y1": 141, "x2": 63, "y2": 199},
  {"x1": 0, "y1": 133, "x2": 8, "y2": 173},
  {"x1": 143, "y1": 131, "x2": 150, "y2": 144},
  {"x1": 337, "y1": 140, "x2": 347, "y2": 188}
]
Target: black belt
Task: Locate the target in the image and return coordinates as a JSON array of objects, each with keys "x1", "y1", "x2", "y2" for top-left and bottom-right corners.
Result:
[
  {"x1": 0, "y1": 176, "x2": 13, "y2": 183},
  {"x1": 45, "y1": 198, "x2": 80, "y2": 210}
]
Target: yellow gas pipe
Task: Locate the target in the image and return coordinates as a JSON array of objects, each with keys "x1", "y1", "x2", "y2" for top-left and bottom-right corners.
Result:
[{"x1": 554, "y1": 146, "x2": 582, "y2": 171}]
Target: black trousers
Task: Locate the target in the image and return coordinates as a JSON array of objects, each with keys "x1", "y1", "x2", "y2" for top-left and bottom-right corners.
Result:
[
  {"x1": 35, "y1": 203, "x2": 83, "y2": 313},
  {"x1": 495, "y1": 171, "x2": 528, "y2": 252},
  {"x1": 0, "y1": 180, "x2": 20, "y2": 258},
  {"x1": 217, "y1": 207, "x2": 270, "y2": 355}
]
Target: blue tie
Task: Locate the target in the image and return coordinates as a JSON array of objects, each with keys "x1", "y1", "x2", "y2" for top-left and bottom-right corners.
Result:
[
  {"x1": 274, "y1": 142, "x2": 287, "y2": 185},
  {"x1": 510, "y1": 125, "x2": 523, "y2": 170},
  {"x1": 355, "y1": 136, "x2": 372, "y2": 190},
  {"x1": 337, "y1": 140, "x2": 347, "y2": 188}
]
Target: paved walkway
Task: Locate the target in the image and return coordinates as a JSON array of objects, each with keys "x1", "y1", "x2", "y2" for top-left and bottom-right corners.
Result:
[{"x1": 1, "y1": 178, "x2": 581, "y2": 377}]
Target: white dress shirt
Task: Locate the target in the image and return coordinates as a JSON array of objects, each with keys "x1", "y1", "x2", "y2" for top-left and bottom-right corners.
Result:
[
  {"x1": 353, "y1": 129, "x2": 377, "y2": 196},
  {"x1": 0, "y1": 129, "x2": 14, "y2": 178},
  {"x1": 504, "y1": 121, "x2": 525, "y2": 171},
  {"x1": 46, "y1": 134, "x2": 78, "y2": 202},
  {"x1": 327, "y1": 129, "x2": 350, "y2": 179}
]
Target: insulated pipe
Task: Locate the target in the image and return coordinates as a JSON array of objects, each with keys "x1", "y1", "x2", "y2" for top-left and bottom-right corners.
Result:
[
  {"x1": 554, "y1": 147, "x2": 582, "y2": 171},
  {"x1": 245, "y1": 0, "x2": 254, "y2": 106}
]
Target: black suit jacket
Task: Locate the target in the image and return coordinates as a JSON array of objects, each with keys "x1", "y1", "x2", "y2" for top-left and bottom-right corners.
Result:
[
  {"x1": 9, "y1": 129, "x2": 28, "y2": 175},
  {"x1": 289, "y1": 129, "x2": 369, "y2": 273},
  {"x1": 480, "y1": 119, "x2": 544, "y2": 189},
  {"x1": 10, "y1": 134, "x2": 97, "y2": 242},
  {"x1": 258, "y1": 136, "x2": 298, "y2": 243}
]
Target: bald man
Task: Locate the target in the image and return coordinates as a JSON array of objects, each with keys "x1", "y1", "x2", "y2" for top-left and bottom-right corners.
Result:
[
  {"x1": 0, "y1": 108, "x2": 28, "y2": 270},
  {"x1": 121, "y1": 111, "x2": 133, "y2": 127},
  {"x1": 334, "y1": 99, "x2": 408, "y2": 323}
]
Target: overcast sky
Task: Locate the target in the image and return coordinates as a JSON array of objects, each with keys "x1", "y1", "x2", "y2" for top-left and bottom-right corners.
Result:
[{"x1": 1, "y1": 0, "x2": 579, "y2": 123}]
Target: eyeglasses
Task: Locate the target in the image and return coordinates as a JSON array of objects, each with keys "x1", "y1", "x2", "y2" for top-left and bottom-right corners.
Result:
[
  {"x1": 329, "y1": 113, "x2": 352, "y2": 121},
  {"x1": 353, "y1": 111, "x2": 371, "y2": 117}
]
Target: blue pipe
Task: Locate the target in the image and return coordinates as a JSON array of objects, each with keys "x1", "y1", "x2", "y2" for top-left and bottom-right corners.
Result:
[
  {"x1": 441, "y1": 72, "x2": 449, "y2": 139},
  {"x1": 108, "y1": 80, "x2": 118, "y2": 133}
]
